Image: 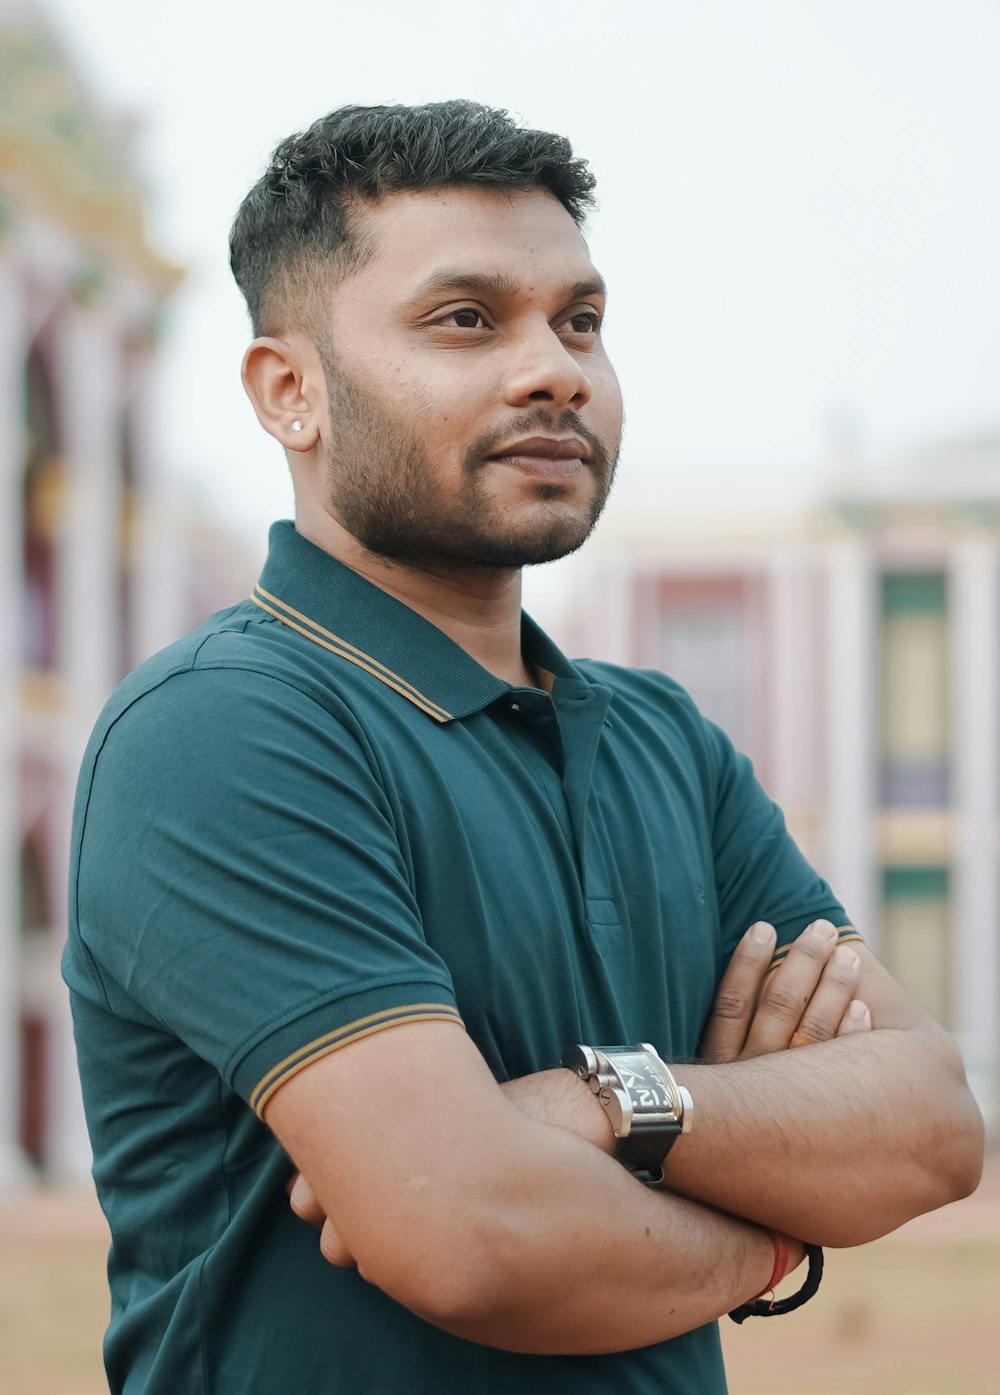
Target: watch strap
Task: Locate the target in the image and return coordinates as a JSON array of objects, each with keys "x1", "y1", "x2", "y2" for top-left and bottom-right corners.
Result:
[
  {"x1": 561, "y1": 1042, "x2": 690, "y2": 1186},
  {"x1": 616, "y1": 1112, "x2": 683, "y2": 1183}
]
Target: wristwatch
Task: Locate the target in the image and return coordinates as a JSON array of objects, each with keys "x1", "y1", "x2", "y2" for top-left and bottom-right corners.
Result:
[{"x1": 561, "y1": 1041, "x2": 693, "y2": 1184}]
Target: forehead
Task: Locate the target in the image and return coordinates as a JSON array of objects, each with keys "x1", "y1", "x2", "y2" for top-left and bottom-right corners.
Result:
[{"x1": 346, "y1": 186, "x2": 600, "y2": 299}]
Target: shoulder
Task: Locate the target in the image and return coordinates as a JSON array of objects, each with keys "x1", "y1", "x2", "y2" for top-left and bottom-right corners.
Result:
[
  {"x1": 93, "y1": 598, "x2": 365, "y2": 737},
  {"x1": 78, "y1": 601, "x2": 379, "y2": 807}
]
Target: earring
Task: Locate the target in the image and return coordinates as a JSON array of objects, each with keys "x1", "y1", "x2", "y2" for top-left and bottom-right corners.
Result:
[{"x1": 291, "y1": 419, "x2": 304, "y2": 432}]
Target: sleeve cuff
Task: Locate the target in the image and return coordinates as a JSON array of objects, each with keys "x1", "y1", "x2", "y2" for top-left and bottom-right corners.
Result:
[
  {"x1": 228, "y1": 979, "x2": 463, "y2": 1116},
  {"x1": 767, "y1": 924, "x2": 864, "y2": 972}
]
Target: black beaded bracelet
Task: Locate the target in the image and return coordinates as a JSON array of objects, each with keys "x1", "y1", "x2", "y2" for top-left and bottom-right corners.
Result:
[{"x1": 728, "y1": 1244, "x2": 824, "y2": 1323}]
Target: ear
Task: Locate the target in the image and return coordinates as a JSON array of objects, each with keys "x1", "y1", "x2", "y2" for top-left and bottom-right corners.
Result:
[{"x1": 240, "y1": 335, "x2": 323, "y2": 451}]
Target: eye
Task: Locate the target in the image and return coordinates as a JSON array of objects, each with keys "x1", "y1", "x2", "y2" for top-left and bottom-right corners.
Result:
[
  {"x1": 564, "y1": 310, "x2": 602, "y2": 335},
  {"x1": 440, "y1": 307, "x2": 491, "y2": 330}
]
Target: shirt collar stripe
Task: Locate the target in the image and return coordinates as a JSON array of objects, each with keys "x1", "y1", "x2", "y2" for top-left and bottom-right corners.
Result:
[{"x1": 251, "y1": 587, "x2": 453, "y2": 723}]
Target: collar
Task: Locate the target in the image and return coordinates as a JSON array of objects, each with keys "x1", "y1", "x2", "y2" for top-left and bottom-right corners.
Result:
[{"x1": 251, "y1": 521, "x2": 589, "y2": 724}]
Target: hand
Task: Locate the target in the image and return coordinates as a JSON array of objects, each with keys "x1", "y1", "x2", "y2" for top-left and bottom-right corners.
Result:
[
  {"x1": 286, "y1": 1172, "x2": 355, "y2": 1268},
  {"x1": 700, "y1": 919, "x2": 872, "y2": 1064}
]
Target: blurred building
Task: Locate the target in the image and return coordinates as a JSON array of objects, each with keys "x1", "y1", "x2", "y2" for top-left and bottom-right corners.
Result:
[
  {"x1": 0, "y1": 6, "x2": 256, "y2": 1184},
  {"x1": 568, "y1": 439, "x2": 1000, "y2": 1133}
]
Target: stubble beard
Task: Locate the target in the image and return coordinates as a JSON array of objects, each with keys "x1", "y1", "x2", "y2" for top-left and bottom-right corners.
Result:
[{"x1": 320, "y1": 360, "x2": 619, "y2": 575}]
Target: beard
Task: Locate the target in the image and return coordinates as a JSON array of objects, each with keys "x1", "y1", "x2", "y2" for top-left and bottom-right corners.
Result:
[{"x1": 318, "y1": 357, "x2": 619, "y2": 574}]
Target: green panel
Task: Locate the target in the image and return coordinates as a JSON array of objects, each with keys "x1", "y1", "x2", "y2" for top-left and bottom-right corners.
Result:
[
  {"x1": 883, "y1": 864, "x2": 949, "y2": 900},
  {"x1": 881, "y1": 573, "x2": 947, "y2": 616}
]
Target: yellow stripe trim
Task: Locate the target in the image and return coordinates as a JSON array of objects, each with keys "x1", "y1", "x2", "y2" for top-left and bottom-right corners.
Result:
[
  {"x1": 768, "y1": 926, "x2": 864, "y2": 970},
  {"x1": 250, "y1": 587, "x2": 452, "y2": 723},
  {"x1": 250, "y1": 1003, "x2": 464, "y2": 1117},
  {"x1": 256, "y1": 584, "x2": 448, "y2": 712}
]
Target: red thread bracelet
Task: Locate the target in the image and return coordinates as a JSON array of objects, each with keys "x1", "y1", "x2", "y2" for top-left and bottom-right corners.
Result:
[{"x1": 752, "y1": 1230, "x2": 792, "y2": 1301}]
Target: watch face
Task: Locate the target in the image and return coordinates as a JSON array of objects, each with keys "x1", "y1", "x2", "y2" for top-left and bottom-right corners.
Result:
[{"x1": 613, "y1": 1053, "x2": 675, "y2": 1111}]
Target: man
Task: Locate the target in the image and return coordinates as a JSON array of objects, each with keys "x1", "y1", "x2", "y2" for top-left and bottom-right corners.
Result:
[{"x1": 64, "y1": 101, "x2": 983, "y2": 1394}]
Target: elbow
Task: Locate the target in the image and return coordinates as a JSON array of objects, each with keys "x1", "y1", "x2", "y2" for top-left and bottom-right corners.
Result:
[
  {"x1": 361, "y1": 1205, "x2": 564, "y2": 1349},
  {"x1": 396, "y1": 1253, "x2": 509, "y2": 1335},
  {"x1": 885, "y1": 1032, "x2": 988, "y2": 1229},
  {"x1": 921, "y1": 1038, "x2": 987, "y2": 1210},
  {"x1": 822, "y1": 1083, "x2": 986, "y2": 1250},
  {"x1": 353, "y1": 1211, "x2": 517, "y2": 1337},
  {"x1": 938, "y1": 1086, "x2": 986, "y2": 1204}
]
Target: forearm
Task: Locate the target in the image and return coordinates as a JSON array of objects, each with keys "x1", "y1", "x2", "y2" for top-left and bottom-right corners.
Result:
[
  {"x1": 665, "y1": 1024, "x2": 983, "y2": 1246},
  {"x1": 430, "y1": 1079, "x2": 779, "y2": 1353},
  {"x1": 506, "y1": 1025, "x2": 982, "y2": 1249},
  {"x1": 275, "y1": 1026, "x2": 784, "y2": 1355}
]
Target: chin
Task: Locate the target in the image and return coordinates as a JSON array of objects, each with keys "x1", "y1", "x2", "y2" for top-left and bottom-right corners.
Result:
[{"x1": 475, "y1": 519, "x2": 596, "y2": 568}]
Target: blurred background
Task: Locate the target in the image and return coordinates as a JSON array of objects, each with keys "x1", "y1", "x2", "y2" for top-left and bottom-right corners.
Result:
[{"x1": 0, "y1": 0, "x2": 997, "y2": 1390}]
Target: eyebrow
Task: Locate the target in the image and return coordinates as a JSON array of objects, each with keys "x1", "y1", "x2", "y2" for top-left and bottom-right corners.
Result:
[{"x1": 410, "y1": 269, "x2": 608, "y2": 305}]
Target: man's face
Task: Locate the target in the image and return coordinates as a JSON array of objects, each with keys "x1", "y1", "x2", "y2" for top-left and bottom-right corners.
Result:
[{"x1": 311, "y1": 186, "x2": 623, "y2": 571}]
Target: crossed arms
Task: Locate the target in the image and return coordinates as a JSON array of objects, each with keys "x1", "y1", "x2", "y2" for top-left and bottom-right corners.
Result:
[{"x1": 266, "y1": 919, "x2": 984, "y2": 1356}]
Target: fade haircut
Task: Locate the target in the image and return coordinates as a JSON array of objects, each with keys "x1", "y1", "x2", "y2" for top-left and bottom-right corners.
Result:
[{"x1": 228, "y1": 99, "x2": 597, "y2": 345}]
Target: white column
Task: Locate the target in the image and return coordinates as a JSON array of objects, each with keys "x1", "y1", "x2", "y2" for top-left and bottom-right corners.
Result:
[
  {"x1": 0, "y1": 257, "x2": 32, "y2": 1188},
  {"x1": 45, "y1": 299, "x2": 122, "y2": 1182},
  {"x1": 126, "y1": 341, "x2": 186, "y2": 663},
  {"x1": 45, "y1": 773, "x2": 93, "y2": 1185},
  {"x1": 54, "y1": 300, "x2": 121, "y2": 713},
  {"x1": 824, "y1": 534, "x2": 879, "y2": 946},
  {"x1": 950, "y1": 533, "x2": 1000, "y2": 1132},
  {"x1": 768, "y1": 548, "x2": 820, "y2": 818}
]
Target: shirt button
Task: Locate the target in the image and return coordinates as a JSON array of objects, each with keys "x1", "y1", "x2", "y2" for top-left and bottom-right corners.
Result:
[{"x1": 510, "y1": 702, "x2": 521, "y2": 712}]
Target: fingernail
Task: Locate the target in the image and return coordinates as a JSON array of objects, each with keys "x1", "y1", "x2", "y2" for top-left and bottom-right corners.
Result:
[
  {"x1": 848, "y1": 999, "x2": 868, "y2": 1022},
  {"x1": 834, "y1": 945, "x2": 860, "y2": 968},
  {"x1": 809, "y1": 920, "x2": 838, "y2": 942},
  {"x1": 749, "y1": 921, "x2": 776, "y2": 946}
]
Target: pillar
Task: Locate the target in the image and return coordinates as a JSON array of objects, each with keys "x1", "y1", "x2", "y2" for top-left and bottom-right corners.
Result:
[
  {"x1": 0, "y1": 255, "x2": 31, "y2": 1187},
  {"x1": 950, "y1": 529, "x2": 1000, "y2": 1132},
  {"x1": 824, "y1": 532, "x2": 879, "y2": 947},
  {"x1": 45, "y1": 295, "x2": 123, "y2": 1182}
]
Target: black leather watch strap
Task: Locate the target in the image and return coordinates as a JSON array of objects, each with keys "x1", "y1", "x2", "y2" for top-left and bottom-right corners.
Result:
[{"x1": 616, "y1": 1114, "x2": 682, "y2": 1184}]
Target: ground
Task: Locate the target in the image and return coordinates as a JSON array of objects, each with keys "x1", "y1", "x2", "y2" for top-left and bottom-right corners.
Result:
[{"x1": 1, "y1": 1155, "x2": 997, "y2": 1394}]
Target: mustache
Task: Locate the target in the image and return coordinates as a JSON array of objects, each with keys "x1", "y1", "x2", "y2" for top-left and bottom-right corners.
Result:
[{"x1": 464, "y1": 411, "x2": 616, "y2": 474}]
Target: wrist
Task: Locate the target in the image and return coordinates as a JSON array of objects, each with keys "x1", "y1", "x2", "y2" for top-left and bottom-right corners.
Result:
[
  {"x1": 752, "y1": 1230, "x2": 795, "y2": 1300},
  {"x1": 501, "y1": 1069, "x2": 617, "y2": 1153},
  {"x1": 561, "y1": 1043, "x2": 693, "y2": 1183}
]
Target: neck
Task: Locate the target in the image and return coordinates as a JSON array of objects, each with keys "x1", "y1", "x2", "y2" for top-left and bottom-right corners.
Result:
[{"x1": 294, "y1": 502, "x2": 536, "y2": 688}]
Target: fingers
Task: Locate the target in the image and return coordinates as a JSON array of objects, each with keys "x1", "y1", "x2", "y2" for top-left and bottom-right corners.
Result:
[
  {"x1": 699, "y1": 921, "x2": 777, "y2": 1064},
  {"x1": 836, "y1": 999, "x2": 872, "y2": 1038},
  {"x1": 742, "y1": 920, "x2": 840, "y2": 1058},
  {"x1": 289, "y1": 1172, "x2": 326, "y2": 1230},
  {"x1": 320, "y1": 1217, "x2": 357, "y2": 1269},
  {"x1": 786, "y1": 942, "x2": 864, "y2": 1049},
  {"x1": 290, "y1": 1171, "x2": 358, "y2": 1267}
]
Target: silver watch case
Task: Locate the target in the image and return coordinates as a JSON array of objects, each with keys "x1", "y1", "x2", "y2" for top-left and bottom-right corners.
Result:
[{"x1": 563, "y1": 1041, "x2": 693, "y2": 1150}]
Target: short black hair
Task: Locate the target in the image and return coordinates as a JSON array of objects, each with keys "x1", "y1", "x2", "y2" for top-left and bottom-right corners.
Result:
[{"x1": 229, "y1": 99, "x2": 597, "y2": 341}]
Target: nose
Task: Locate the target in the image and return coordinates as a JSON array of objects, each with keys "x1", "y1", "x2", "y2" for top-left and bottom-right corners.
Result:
[{"x1": 501, "y1": 320, "x2": 593, "y2": 412}]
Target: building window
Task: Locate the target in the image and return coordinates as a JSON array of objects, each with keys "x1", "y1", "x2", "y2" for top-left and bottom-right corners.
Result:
[
  {"x1": 634, "y1": 574, "x2": 768, "y2": 777},
  {"x1": 879, "y1": 573, "x2": 949, "y2": 806},
  {"x1": 881, "y1": 865, "x2": 951, "y2": 1028}
]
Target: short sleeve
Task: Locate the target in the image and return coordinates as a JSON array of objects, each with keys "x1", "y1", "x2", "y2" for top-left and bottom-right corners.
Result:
[
  {"x1": 74, "y1": 666, "x2": 461, "y2": 1115},
  {"x1": 707, "y1": 717, "x2": 855, "y2": 966}
]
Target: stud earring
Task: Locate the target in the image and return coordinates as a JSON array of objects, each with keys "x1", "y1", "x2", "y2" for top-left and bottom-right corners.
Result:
[{"x1": 291, "y1": 419, "x2": 304, "y2": 432}]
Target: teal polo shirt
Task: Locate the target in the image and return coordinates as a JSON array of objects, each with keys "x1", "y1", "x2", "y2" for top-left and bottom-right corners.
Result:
[{"x1": 64, "y1": 520, "x2": 855, "y2": 1395}]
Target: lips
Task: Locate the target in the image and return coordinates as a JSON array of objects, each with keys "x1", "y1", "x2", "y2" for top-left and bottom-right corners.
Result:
[{"x1": 487, "y1": 435, "x2": 592, "y2": 463}]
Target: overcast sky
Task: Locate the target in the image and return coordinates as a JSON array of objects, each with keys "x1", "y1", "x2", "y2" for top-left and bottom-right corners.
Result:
[{"x1": 39, "y1": 0, "x2": 1000, "y2": 571}]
